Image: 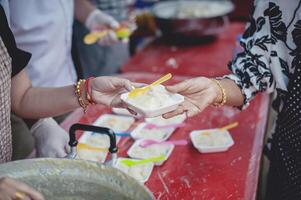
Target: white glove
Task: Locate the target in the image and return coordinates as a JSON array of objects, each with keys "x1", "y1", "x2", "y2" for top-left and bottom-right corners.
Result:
[
  {"x1": 30, "y1": 118, "x2": 69, "y2": 158},
  {"x1": 85, "y1": 9, "x2": 120, "y2": 46}
]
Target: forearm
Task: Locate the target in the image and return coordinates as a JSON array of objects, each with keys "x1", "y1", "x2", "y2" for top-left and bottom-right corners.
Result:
[
  {"x1": 74, "y1": 0, "x2": 96, "y2": 24},
  {"x1": 217, "y1": 78, "x2": 244, "y2": 107},
  {"x1": 11, "y1": 70, "x2": 80, "y2": 119},
  {"x1": 15, "y1": 86, "x2": 79, "y2": 119}
]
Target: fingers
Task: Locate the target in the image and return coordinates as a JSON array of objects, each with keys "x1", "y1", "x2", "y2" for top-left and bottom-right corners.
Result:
[
  {"x1": 131, "y1": 82, "x2": 147, "y2": 89},
  {"x1": 0, "y1": 177, "x2": 44, "y2": 200},
  {"x1": 165, "y1": 81, "x2": 191, "y2": 93}
]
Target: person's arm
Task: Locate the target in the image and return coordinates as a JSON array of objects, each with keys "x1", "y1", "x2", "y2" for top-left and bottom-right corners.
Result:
[
  {"x1": 11, "y1": 70, "x2": 79, "y2": 118},
  {"x1": 74, "y1": 0, "x2": 96, "y2": 24},
  {"x1": 11, "y1": 70, "x2": 133, "y2": 119},
  {"x1": 164, "y1": 0, "x2": 274, "y2": 118}
]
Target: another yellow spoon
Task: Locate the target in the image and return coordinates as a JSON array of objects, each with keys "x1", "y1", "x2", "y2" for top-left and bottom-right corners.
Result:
[
  {"x1": 121, "y1": 155, "x2": 166, "y2": 167},
  {"x1": 202, "y1": 122, "x2": 239, "y2": 136},
  {"x1": 128, "y1": 73, "x2": 172, "y2": 98},
  {"x1": 84, "y1": 27, "x2": 131, "y2": 45},
  {"x1": 84, "y1": 30, "x2": 109, "y2": 45},
  {"x1": 77, "y1": 143, "x2": 107, "y2": 152},
  {"x1": 220, "y1": 122, "x2": 239, "y2": 131}
]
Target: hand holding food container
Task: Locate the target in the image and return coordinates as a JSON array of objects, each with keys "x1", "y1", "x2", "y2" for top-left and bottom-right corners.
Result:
[{"x1": 121, "y1": 73, "x2": 185, "y2": 118}]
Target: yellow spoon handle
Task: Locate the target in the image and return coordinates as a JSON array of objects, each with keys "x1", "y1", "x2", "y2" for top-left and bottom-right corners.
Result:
[
  {"x1": 77, "y1": 143, "x2": 107, "y2": 152},
  {"x1": 84, "y1": 30, "x2": 108, "y2": 45},
  {"x1": 220, "y1": 122, "x2": 239, "y2": 131},
  {"x1": 150, "y1": 73, "x2": 172, "y2": 87}
]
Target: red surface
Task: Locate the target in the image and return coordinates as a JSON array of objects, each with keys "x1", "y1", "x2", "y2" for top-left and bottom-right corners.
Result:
[
  {"x1": 122, "y1": 23, "x2": 246, "y2": 78},
  {"x1": 61, "y1": 73, "x2": 269, "y2": 200}
]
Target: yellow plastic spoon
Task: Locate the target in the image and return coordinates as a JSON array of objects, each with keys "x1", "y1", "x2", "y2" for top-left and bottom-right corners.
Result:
[
  {"x1": 77, "y1": 143, "x2": 107, "y2": 152},
  {"x1": 84, "y1": 27, "x2": 131, "y2": 45},
  {"x1": 220, "y1": 122, "x2": 239, "y2": 131},
  {"x1": 128, "y1": 73, "x2": 172, "y2": 98},
  {"x1": 202, "y1": 122, "x2": 239, "y2": 136},
  {"x1": 121, "y1": 155, "x2": 166, "y2": 167},
  {"x1": 84, "y1": 30, "x2": 108, "y2": 45}
]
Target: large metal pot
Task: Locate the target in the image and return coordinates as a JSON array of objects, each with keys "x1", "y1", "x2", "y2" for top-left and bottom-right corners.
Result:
[
  {"x1": 151, "y1": 0, "x2": 234, "y2": 38},
  {"x1": 0, "y1": 124, "x2": 154, "y2": 200}
]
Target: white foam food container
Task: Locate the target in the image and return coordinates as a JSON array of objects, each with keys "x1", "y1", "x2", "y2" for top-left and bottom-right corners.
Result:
[
  {"x1": 112, "y1": 108, "x2": 142, "y2": 118},
  {"x1": 77, "y1": 132, "x2": 110, "y2": 163},
  {"x1": 114, "y1": 158, "x2": 154, "y2": 183},
  {"x1": 127, "y1": 140, "x2": 174, "y2": 166},
  {"x1": 120, "y1": 85, "x2": 184, "y2": 118},
  {"x1": 145, "y1": 113, "x2": 186, "y2": 126},
  {"x1": 131, "y1": 123, "x2": 175, "y2": 142},
  {"x1": 93, "y1": 114, "x2": 135, "y2": 133},
  {"x1": 190, "y1": 129, "x2": 234, "y2": 153}
]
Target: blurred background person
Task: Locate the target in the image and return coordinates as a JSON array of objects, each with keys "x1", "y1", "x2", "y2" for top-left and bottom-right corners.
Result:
[{"x1": 73, "y1": 0, "x2": 135, "y2": 78}]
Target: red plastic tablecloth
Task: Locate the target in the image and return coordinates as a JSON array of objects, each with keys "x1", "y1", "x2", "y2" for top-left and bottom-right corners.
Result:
[
  {"x1": 122, "y1": 23, "x2": 246, "y2": 78},
  {"x1": 61, "y1": 72, "x2": 269, "y2": 200}
]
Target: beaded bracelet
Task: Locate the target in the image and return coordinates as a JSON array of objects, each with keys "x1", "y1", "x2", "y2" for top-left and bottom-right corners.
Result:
[
  {"x1": 75, "y1": 79, "x2": 88, "y2": 113},
  {"x1": 211, "y1": 79, "x2": 227, "y2": 107}
]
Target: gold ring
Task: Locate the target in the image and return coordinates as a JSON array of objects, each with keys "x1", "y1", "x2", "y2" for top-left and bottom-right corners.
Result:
[{"x1": 15, "y1": 191, "x2": 25, "y2": 199}]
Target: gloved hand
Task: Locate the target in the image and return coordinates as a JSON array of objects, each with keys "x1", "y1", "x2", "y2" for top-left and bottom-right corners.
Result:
[
  {"x1": 85, "y1": 9, "x2": 120, "y2": 46},
  {"x1": 30, "y1": 118, "x2": 69, "y2": 158}
]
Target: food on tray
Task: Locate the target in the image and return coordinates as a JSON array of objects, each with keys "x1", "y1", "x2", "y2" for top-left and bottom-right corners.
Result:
[
  {"x1": 156, "y1": 1, "x2": 233, "y2": 19},
  {"x1": 132, "y1": 124, "x2": 172, "y2": 141},
  {"x1": 84, "y1": 134, "x2": 110, "y2": 148},
  {"x1": 126, "y1": 85, "x2": 176, "y2": 110},
  {"x1": 94, "y1": 114, "x2": 135, "y2": 133},
  {"x1": 128, "y1": 141, "x2": 173, "y2": 165},
  {"x1": 77, "y1": 149, "x2": 107, "y2": 162},
  {"x1": 77, "y1": 132, "x2": 110, "y2": 163},
  {"x1": 193, "y1": 129, "x2": 232, "y2": 147},
  {"x1": 115, "y1": 158, "x2": 154, "y2": 183}
]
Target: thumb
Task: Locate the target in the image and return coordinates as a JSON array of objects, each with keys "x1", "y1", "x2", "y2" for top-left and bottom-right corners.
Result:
[
  {"x1": 113, "y1": 78, "x2": 132, "y2": 91},
  {"x1": 166, "y1": 80, "x2": 191, "y2": 93}
]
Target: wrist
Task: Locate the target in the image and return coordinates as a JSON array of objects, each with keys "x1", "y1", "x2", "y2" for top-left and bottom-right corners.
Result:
[
  {"x1": 75, "y1": 79, "x2": 89, "y2": 113},
  {"x1": 211, "y1": 79, "x2": 227, "y2": 107}
]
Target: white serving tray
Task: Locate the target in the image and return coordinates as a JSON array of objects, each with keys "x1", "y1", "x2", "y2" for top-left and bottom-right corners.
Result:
[
  {"x1": 114, "y1": 158, "x2": 154, "y2": 183},
  {"x1": 120, "y1": 86, "x2": 184, "y2": 118},
  {"x1": 127, "y1": 140, "x2": 174, "y2": 166},
  {"x1": 131, "y1": 123, "x2": 175, "y2": 142},
  {"x1": 77, "y1": 114, "x2": 135, "y2": 163},
  {"x1": 190, "y1": 129, "x2": 234, "y2": 153}
]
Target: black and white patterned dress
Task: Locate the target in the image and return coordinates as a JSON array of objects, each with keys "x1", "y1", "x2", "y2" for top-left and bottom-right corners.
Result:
[{"x1": 226, "y1": 0, "x2": 301, "y2": 199}]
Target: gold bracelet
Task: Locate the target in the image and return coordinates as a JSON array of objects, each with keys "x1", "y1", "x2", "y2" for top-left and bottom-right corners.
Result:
[
  {"x1": 75, "y1": 79, "x2": 88, "y2": 113},
  {"x1": 212, "y1": 79, "x2": 227, "y2": 107}
]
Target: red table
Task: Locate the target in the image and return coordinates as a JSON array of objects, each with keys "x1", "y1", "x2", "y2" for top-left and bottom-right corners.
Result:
[
  {"x1": 61, "y1": 73, "x2": 269, "y2": 200},
  {"x1": 122, "y1": 23, "x2": 245, "y2": 78}
]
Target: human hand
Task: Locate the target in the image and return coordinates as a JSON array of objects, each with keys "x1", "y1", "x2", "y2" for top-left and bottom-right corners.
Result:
[
  {"x1": 90, "y1": 76, "x2": 139, "y2": 108},
  {"x1": 163, "y1": 77, "x2": 221, "y2": 118},
  {"x1": 30, "y1": 118, "x2": 69, "y2": 158},
  {"x1": 0, "y1": 177, "x2": 44, "y2": 200},
  {"x1": 85, "y1": 9, "x2": 120, "y2": 46}
]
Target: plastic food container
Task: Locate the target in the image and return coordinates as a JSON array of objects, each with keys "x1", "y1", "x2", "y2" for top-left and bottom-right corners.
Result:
[
  {"x1": 121, "y1": 85, "x2": 184, "y2": 118},
  {"x1": 145, "y1": 113, "x2": 186, "y2": 126},
  {"x1": 127, "y1": 140, "x2": 174, "y2": 166},
  {"x1": 131, "y1": 123, "x2": 175, "y2": 142},
  {"x1": 112, "y1": 108, "x2": 142, "y2": 118},
  {"x1": 93, "y1": 114, "x2": 135, "y2": 133},
  {"x1": 114, "y1": 158, "x2": 154, "y2": 183},
  {"x1": 190, "y1": 129, "x2": 234, "y2": 153},
  {"x1": 77, "y1": 132, "x2": 109, "y2": 163}
]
